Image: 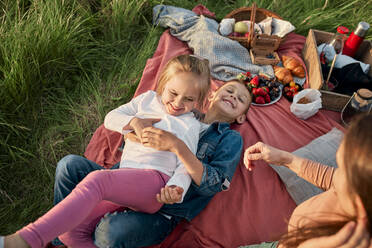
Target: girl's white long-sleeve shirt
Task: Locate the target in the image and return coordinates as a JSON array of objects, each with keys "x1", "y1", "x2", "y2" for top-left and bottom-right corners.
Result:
[{"x1": 104, "y1": 90, "x2": 200, "y2": 202}]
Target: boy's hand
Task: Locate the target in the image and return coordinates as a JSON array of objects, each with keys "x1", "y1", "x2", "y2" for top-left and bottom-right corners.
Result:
[
  {"x1": 124, "y1": 132, "x2": 140, "y2": 143},
  {"x1": 156, "y1": 185, "x2": 184, "y2": 204},
  {"x1": 141, "y1": 127, "x2": 179, "y2": 153},
  {"x1": 128, "y1": 117, "x2": 161, "y2": 140}
]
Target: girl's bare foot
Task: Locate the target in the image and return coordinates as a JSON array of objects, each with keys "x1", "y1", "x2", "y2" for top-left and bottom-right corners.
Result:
[{"x1": 4, "y1": 233, "x2": 30, "y2": 248}]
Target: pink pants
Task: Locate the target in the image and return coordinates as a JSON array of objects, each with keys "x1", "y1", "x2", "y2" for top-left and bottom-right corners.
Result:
[{"x1": 18, "y1": 168, "x2": 170, "y2": 248}]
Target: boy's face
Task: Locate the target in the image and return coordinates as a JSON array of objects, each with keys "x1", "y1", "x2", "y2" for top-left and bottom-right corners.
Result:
[
  {"x1": 161, "y1": 72, "x2": 200, "y2": 116},
  {"x1": 210, "y1": 81, "x2": 251, "y2": 121}
]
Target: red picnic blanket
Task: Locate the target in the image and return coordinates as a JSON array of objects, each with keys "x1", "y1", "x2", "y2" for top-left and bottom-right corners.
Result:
[{"x1": 84, "y1": 7, "x2": 344, "y2": 248}]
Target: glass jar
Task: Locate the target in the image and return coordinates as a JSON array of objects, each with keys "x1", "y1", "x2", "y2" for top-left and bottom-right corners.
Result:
[
  {"x1": 329, "y1": 26, "x2": 349, "y2": 54},
  {"x1": 341, "y1": 88, "x2": 372, "y2": 126}
]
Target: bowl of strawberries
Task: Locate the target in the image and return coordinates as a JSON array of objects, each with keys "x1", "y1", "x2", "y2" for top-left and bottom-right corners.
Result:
[
  {"x1": 282, "y1": 81, "x2": 303, "y2": 102},
  {"x1": 237, "y1": 72, "x2": 282, "y2": 106}
]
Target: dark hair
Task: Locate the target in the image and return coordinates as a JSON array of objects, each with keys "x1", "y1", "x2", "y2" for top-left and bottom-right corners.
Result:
[{"x1": 279, "y1": 114, "x2": 372, "y2": 247}]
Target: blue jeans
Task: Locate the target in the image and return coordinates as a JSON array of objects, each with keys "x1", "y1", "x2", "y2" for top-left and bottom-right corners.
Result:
[
  {"x1": 94, "y1": 210, "x2": 179, "y2": 248},
  {"x1": 53, "y1": 154, "x2": 179, "y2": 248}
]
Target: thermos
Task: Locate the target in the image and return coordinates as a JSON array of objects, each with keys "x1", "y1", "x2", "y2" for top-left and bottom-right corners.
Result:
[{"x1": 342, "y1": 22, "x2": 370, "y2": 57}]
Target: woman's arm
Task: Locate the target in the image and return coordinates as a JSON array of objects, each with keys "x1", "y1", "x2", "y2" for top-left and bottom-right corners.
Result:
[{"x1": 244, "y1": 142, "x2": 335, "y2": 191}]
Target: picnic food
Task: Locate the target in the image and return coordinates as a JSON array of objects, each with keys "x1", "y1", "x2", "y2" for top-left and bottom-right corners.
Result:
[
  {"x1": 282, "y1": 55, "x2": 305, "y2": 78},
  {"x1": 274, "y1": 66, "x2": 293, "y2": 84},
  {"x1": 237, "y1": 72, "x2": 282, "y2": 105},
  {"x1": 234, "y1": 21, "x2": 248, "y2": 34},
  {"x1": 283, "y1": 82, "x2": 303, "y2": 101},
  {"x1": 298, "y1": 97, "x2": 311, "y2": 104}
]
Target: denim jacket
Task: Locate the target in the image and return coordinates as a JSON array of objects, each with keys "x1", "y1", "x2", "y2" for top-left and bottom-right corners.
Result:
[{"x1": 160, "y1": 122, "x2": 243, "y2": 221}]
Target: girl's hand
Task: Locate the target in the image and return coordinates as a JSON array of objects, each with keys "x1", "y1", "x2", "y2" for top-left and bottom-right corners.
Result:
[
  {"x1": 141, "y1": 127, "x2": 179, "y2": 152},
  {"x1": 298, "y1": 220, "x2": 371, "y2": 248},
  {"x1": 124, "y1": 132, "x2": 141, "y2": 143},
  {"x1": 156, "y1": 185, "x2": 184, "y2": 204},
  {"x1": 243, "y1": 142, "x2": 292, "y2": 171},
  {"x1": 128, "y1": 117, "x2": 161, "y2": 140}
]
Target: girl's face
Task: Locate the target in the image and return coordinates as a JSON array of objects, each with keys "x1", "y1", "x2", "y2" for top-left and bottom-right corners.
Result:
[
  {"x1": 333, "y1": 142, "x2": 357, "y2": 216},
  {"x1": 161, "y1": 72, "x2": 201, "y2": 116},
  {"x1": 210, "y1": 81, "x2": 251, "y2": 120}
]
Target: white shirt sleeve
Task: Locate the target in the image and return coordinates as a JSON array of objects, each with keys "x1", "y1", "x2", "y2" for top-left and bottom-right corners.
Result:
[
  {"x1": 166, "y1": 120, "x2": 200, "y2": 202},
  {"x1": 104, "y1": 92, "x2": 149, "y2": 134}
]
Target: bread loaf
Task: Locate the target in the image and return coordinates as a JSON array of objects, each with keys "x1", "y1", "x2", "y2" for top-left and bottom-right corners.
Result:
[
  {"x1": 282, "y1": 55, "x2": 305, "y2": 78},
  {"x1": 274, "y1": 66, "x2": 293, "y2": 84}
]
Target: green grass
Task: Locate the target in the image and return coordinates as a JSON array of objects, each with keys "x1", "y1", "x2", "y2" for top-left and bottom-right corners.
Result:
[{"x1": 0, "y1": 0, "x2": 371, "y2": 234}]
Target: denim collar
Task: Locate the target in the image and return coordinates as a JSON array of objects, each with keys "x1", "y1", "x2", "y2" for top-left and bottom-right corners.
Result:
[{"x1": 212, "y1": 122, "x2": 231, "y2": 134}]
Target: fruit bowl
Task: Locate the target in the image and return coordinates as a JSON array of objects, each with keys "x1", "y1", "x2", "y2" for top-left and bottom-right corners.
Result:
[
  {"x1": 237, "y1": 72, "x2": 283, "y2": 106},
  {"x1": 282, "y1": 82, "x2": 303, "y2": 102},
  {"x1": 252, "y1": 87, "x2": 282, "y2": 106}
]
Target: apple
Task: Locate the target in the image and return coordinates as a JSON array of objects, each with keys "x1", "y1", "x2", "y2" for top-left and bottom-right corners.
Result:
[{"x1": 234, "y1": 21, "x2": 248, "y2": 34}]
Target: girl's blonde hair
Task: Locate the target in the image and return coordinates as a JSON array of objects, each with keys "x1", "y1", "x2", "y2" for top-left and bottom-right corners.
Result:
[{"x1": 156, "y1": 54, "x2": 211, "y2": 108}]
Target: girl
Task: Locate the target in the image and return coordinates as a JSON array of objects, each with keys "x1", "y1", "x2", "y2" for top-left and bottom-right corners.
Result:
[
  {"x1": 1, "y1": 54, "x2": 210, "y2": 248},
  {"x1": 243, "y1": 114, "x2": 372, "y2": 248}
]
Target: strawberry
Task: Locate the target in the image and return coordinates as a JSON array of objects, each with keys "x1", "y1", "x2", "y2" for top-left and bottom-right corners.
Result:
[
  {"x1": 290, "y1": 86, "x2": 297, "y2": 93},
  {"x1": 237, "y1": 73, "x2": 247, "y2": 81},
  {"x1": 255, "y1": 96, "x2": 265, "y2": 104},
  {"x1": 255, "y1": 88, "x2": 267, "y2": 96},
  {"x1": 262, "y1": 86, "x2": 270, "y2": 94},
  {"x1": 249, "y1": 82, "x2": 257, "y2": 88},
  {"x1": 245, "y1": 71, "x2": 251, "y2": 78},
  {"x1": 250, "y1": 76, "x2": 259, "y2": 87},
  {"x1": 264, "y1": 94, "x2": 271, "y2": 103},
  {"x1": 252, "y1": 88, "x2": 258, "y2": 96},
  {"x1": 286, "y1": 91, "x2": 293, "y2": 98}
]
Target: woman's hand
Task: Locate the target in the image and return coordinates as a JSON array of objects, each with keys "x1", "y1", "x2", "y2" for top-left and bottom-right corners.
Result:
[
  {"x1": 298, "y1": 220, "x2": 371, "y2": 248},
  {"x1": 141, "y1": 127, "x2": 179, "y2": 153},
  {"x1": 156, "y1": 185, "x2": 184, "y2": 204},
  {"x1": 128, "y1": 117, "x2": 161, "y2": 140},
  {"x1": 243, "y1": 142, "x2": 293, "y2": 171}
]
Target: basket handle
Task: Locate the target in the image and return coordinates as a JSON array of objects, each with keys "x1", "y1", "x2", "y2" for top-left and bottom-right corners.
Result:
[{"x1": 249, "y1": 2, "x2": 257, "y2": 45}]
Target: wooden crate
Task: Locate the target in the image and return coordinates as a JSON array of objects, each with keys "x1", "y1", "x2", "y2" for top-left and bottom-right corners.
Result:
[
  {"x1": 249, "y1": 34, "x2": 281, "y2": 65},
  {"x1": 302, "y1": 29, "x2": 372, "y2": 112}
]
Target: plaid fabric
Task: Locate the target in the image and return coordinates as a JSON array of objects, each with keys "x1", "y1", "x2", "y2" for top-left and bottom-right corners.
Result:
[{"x1": 153, "y1": 5, "x2": 275, "y2": 81}]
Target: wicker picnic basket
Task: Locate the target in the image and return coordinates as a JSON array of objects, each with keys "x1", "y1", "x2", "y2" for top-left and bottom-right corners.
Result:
[{"x1": 224, "y1": 3, "x2": 282, "y2": 49}]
